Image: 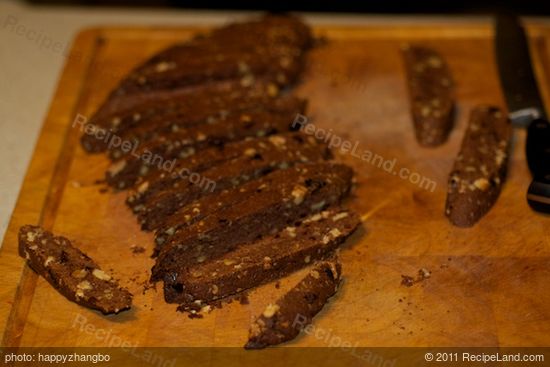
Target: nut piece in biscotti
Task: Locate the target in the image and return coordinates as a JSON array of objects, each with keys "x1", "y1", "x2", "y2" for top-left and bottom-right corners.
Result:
[
  {"x1": 445, "y1": 105, "x2": 511, "y2": 227},
  {"x1": 245, "y1": 259, "x2": 342, "y2": 349},
  {"x1": 18, "y1": 225, "x2": 132, "y2": 314},
  {"x1": 163, "y1": 208, "x2": 359, "y2": 304},
  {"x1": 402, "y1": 45, "x2": 455, "y2": 146},
  {"x1": 151, "y1": 162, "x2": 353, "y2": 281}
]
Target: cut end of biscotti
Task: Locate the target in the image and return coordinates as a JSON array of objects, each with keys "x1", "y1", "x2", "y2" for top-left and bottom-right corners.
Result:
[{"x1": 18, "y1": 225, "x2": 133, "y2": 315}]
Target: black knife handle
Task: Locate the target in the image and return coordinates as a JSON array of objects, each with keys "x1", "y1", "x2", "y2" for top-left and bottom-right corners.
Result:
[
  {"x1": 527, "y1": 176, "x2": 550, "y2": 214},
  {"x1": 526, "y1": 118, "x2": 550, "y2": 213},
  {"x1": 526, "y1": 118, "x2": 550, "y2": 180}
]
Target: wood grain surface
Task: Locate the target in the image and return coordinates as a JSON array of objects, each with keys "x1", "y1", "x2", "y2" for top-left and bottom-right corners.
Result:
[{"x1": 1, "y1": 21, "x2": 550, "y2": 349}]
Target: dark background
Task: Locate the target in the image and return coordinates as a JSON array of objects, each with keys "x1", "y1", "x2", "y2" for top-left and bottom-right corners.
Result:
[{"x1": 24, "y1": 0, "x2": 550, "y2": 15}]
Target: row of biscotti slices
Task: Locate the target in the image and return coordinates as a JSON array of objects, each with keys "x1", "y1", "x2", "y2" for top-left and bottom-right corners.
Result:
[
  {"x1": 104, "y1": 95, "x2": 308, "y2": 189},
  {"x1": 132, "y1": 133, "x2": 333, "y2": 231},
  {"x1": 71, "y1": 14, "x2": 361, "y2": 347},
  {"x1": 81, "y1": 14, "x2": 313, "y2": 153},
  {"x1": 150, "y1": 162, "x2": 355, "y2": 283}
]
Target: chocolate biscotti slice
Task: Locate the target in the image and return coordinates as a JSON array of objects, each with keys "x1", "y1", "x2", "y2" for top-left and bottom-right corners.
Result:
[
  {"x1": 112, "y1": 15, "x2": 312, "y2": 97},
  {"x1": 108, "y1": 95, "x2": 306, "y2": 160},
  {"x1": 402, "y1": 45, "x2": 455, "y2": 146},
  {"x1": 105, "y1": 107, "x2": 303, "y2": 189},
  {"x1": 245, "y1": 259, "x2": 342, "y2": 349},
  {"x1": 163, "y1": 208, "x2": 359, "y2": 304},
  {"x1": 18, "y1": 225, "x2": 132, "y2": 314},
  {"x1": 136, "y1": 134, "x2": 331, "y2": 230},
  {"x1": 81, "y1": 82, "x2": 279, "y2": 154},
  {"x1": 152, "y1": 162, "x2": 353, "y2": 281},
  {"x1": 445, "y1": 105, "x2": 511, "y2": 227},
  {"x1": 127, "y1": 132, "x2": 321, "y2": 212}
]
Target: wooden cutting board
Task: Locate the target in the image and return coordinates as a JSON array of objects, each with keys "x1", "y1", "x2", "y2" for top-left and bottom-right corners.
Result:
[{"x1": 2, "y1": 20, "x2": 550, "y2": 350}]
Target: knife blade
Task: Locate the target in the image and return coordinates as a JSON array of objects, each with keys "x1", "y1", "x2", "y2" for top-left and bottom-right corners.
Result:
[{"x1": 495, "y1": 13, "x2": 550, "y2": 213}]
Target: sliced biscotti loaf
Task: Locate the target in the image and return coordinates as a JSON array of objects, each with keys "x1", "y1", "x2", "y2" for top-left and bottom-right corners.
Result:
[
  {"x1": 151, "y1": 156, "x2": 332, "y2": 253},
  {"x1": 151, "y1": 162, "x2": 353, "y2": 281},
  {"x1": 18, "y1": 225, "x2": 132, "y2": 314},
  {"x1": 151, "y1": 153, "x2": 333, "y2": 253},
  {"x1": 112, "y1": 15, "x2": 312, "y2": 97},
  {"x1": 402, "y1": 45, "x2": 455, "y2": 146},
  {"x1": 105, "y1": 107, "x2": 304, "y2": 189},
  {"x1": 108, "y1": 95, "x2": 306, "y2": 160},
  {"x1": 445, "y1": 105, "x2": 511, "y2": 227},
  {"x1": 126, "y1": 132, "x2": 324, "y2": 212},
  {"x1": 163, "y1": 208, "x2": 359, "y2": 304},
  {"x1": 245, "y1": 258, "x2": 342, "y2": 349},
  {"x1": 135, "y1": 134, "x2": 331, "y2": 230},
  {"x1": 81, "y1": 82, "x2": 282, "y2": 154}
]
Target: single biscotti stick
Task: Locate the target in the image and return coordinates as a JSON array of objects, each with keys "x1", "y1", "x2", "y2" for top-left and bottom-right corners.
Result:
[
  {"x1": 18, "y1": 225, "x2": 133, "y2": 314},
  {"x1": 402, "y1": 45, "x2": 455, "y2": 146},
  {"x1": 245, "y1": 258, "x2": 342, "y2": 349},
  {"x1": 445, "y1": 105, "x2": 511, "y2": 227}
]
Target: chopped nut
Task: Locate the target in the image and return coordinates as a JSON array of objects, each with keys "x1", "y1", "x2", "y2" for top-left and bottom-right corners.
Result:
[
  {"x1": 304, "y1": 255, "x2": 311, "y2": 264},
  {"x1": 240, "y1": 74, "x2": 254, "y2": 87},
  {"x1": 71, "y1": 269, "x2": 88, "y2": 279},
  {"x1": 268, "y1": 135, "x2": 286, "y2": 147},
  {"x1": 267, "y1": 83, "x2": 279, "y2": 97},
  {"x1": 262, "y1": 303, "x2": 280, "y2": 318},
  {"x1": 495, "y1": 149, "x2": 506, "y2": 166},
  {"x1": 137, "y1": 181, "x2": 149, "y2": 193},
  {"x1": 223, "y1": 259, "x2": 236, "y2": 266},
  {"x1": 244, "y1": 148, "x2": 257, "y2": 157},
  {"x1": 418, "y1": 268, "x2": 431, "y2": 279},
  {"x1": 291, "y1": 185, "x2": 307, "y2": 205},
  {"x1": 420, "y1": 105, "x2": 431, "y2": 117},
  {"x1": 211, "y1": 284, "x2": 219, "y2": 295},
  {"x1": 285, "y1": 226, "x2": 296, "y2": 237},
  {"x1": 25, "y1": 231, "x2": 38, "y2": 242},
  {"x1": 473, "y1": 178, "x2": 490, "y2": 191},
  {"x1": 310, "y1": 270, "x2": 320, "y2": 279},
  {"x1": 332, "y1": 212, "x2": 349, "y2": 221},
  {"x1": 155, "y1": 61, "x2": 175, "y2": 72},
  {"x1": 92, "y1": 269, "x2": 111, "y2": 281},
  {"x1": 329, "y1": 228, "x2": 342, "y2": 238},
  {"x1": 111, "y1": 117, "x2": 121, "y2": 127},
  {"x1": 44, "y1": 256, "x2": 55, "y2": 267},
  {"x1": 138, "y1": 165, "x2": 149, "y2": 177},
  {"x1": 77, "y1": 280, "x2": 93, "y2": 290},
  {"x1": 304, "y1": 213, "x2": 322, "y2": 223},
  {"x1": 311, "y1": 201, "x2": 326, "y2": 211}
]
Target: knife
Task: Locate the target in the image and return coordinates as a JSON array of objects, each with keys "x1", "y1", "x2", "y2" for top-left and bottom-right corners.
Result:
[{"x1": 495, "y1": 13, "x2": 550, "y2": 213}]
